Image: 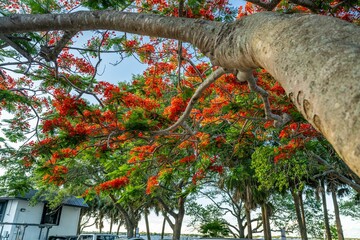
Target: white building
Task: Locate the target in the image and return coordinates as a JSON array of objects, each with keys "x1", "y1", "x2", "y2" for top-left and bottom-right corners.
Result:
[{"x1": 0, "y1": 190, "x2": 88, "y2": 240}]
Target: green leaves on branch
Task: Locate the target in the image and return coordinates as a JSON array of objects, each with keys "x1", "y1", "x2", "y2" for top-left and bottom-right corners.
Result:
[{"x1": 82, "y1": 0, "x2": 133, "y2": 10}]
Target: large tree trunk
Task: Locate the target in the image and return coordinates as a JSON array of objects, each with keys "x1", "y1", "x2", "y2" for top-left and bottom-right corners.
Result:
[
  {"x1": 320, "y1": 180, "x2": 332, "y2": 240},
  {"x1": 110, "y1": 195, "x2": 137, "y2": 238},
  {"x1": 1, "y1": 11, "x2": 359, "y2": 176},
  {"x1": 172, "y1": 196, "x2": 186, "y2": 240},
  {"x1": 236, "y1": 211, "x2": 245, "y2": 238},
  {"x1": 144, "y1": 210, "x2": 151, "y2": 240},
  {"x1": 291, "y1": 190, "x2": 308, "y2": 240},
  {"x1": 125, "y1": 218, "x2": 135, "y2": 238},
  {"x1": 117, "y1": 222, "x2": 122, "y2": 235},
  {"x1": 161, "y1": 215, "x2": 166, "y2": 239},
  {"x1": 110, "y1": 213, "x2": 114, "y2": 234},
  {"x1": 331, "y1": 189, "x2": 344, "y2": 240},
  {"x1": 245, "y1": 208, "x2": 253, "y2": 239},
  {"x1": 298, "y1": 191, "x2": 308, "y2": 240},
  {"x1": 261, "y1": 204, "x2": 272, "y2": 240}
]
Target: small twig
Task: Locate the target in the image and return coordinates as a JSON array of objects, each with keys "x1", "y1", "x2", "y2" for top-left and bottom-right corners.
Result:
[
  {"x1": 182, "y1": 57, "x2": 205, "y2": 82},
  {"x1": 58, "y1": 74, "x2": 104, "y2": 107},
  {"x1": 237, "y1": 70, "x2": 291, "y2": 127}
]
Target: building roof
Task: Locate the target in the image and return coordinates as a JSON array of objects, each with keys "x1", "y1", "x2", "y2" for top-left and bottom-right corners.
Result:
[{"x1": 0, "y1": 190, "x2": 88, "y2": 208}]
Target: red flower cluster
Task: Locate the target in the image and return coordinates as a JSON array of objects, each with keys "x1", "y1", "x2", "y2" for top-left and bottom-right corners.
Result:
[
  {"x1": 192, "y1": 169, "x2": 205, "y2": 184},
  {"x1": 128, "y1": 144, "x2": 157, "y2": 163},
  {"x1": 95, "y1": 177, "x2": 129, "y2": 194},
  {"x1": 163, "y1": 96, "x2": 188, "y2": 121},
  {"x1": 123, "y1": 92, "x2": 160, "y2": 111},
  {"x1": 279, "y1": 123, "x2": 318, "y2": 139},
  {"x1": 52, "y1": 94, "x2": 86, "y2": 116},
  {"x1": 58, "y1": 50, "x2": 95, "y2": 75},
  {"x1": 146, "y1": 175, "x2": 159, "y2": 194},
  {"x1": 43, "y1": 165, "x2": 68, "y2": 186},
  {"x1": 209, "y1": 165, "x2": 224, "y2": 174},
  {"x1": 270, "y1": 82, "x2": 285, "y2": 96},
  {"x1": 179, "y1": 155, "x2": 196, "y2": 164}
]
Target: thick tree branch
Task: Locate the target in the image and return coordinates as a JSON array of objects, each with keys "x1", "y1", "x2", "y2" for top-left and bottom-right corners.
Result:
[
  {"x1": 155, "y1": 196, "x2": 177, "y2": 221},
  {"x1": 311, "y1": 153, "x2": 360, "y2": 193},
  {"x1": 0, "y1": 11, "x2": 221, "y2": 55}
]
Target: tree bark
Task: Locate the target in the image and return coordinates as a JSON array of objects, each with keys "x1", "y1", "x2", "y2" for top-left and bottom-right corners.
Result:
[
  {"x1": 117, "y1": 222, "x2": 122, "y2": 235},
  {"x1": 320, "y1": 180, "x2": 332, "y2": 240},
  {"x1": 110, "y1": 213, "x2": 114, "y2": 234},
  {"x1": 99, "y1": 212, "x2": 104, "y2": 233},
  {"x1": 298, "y1": 191, "x2": 308, "y2": 240},
  {"x1": 236, "y1": 210, "x2": 246, "y2": 238},
  {"x1": 125, "y1": 218, "x2": 135, "y2": 238},
  {"x1": 261, "y1": 204, "x2": 272, "y2": 240},
  {"x1": 245, "y1": 208, "x2": 253, "y2": 239},
  {"x1": 331, "y1": 189, "x2": 344, "y2": 240},
  {"x1": 291, "y1": 190, "x2": 307, "y2": 240},
  {"x1": 110, "y1": 195, "x2": 137, "y2": 238},
  {"x1": 161, "y1": 215, "x2": 166, "y2": 239},
  {"x1": 144, "y1": 209, "x2": 151, "y2": 240},
  {"x1": 1, "y1": 11, "x2": 359, "y2": 176},
  {"x1": 172, "y1": 196, "x2": 186, "y2": 240}
]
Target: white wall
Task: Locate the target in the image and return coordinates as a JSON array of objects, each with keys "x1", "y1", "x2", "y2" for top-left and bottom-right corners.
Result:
[
  {"x1": 1, "y1": 200, "x2": 18, "y2": 239},
  {"x1": 1, "y1": 199, "x2": 82, "y2": 240},
  {"x1": 48, "y1": 206, "x2": 81, "y2": 237}
]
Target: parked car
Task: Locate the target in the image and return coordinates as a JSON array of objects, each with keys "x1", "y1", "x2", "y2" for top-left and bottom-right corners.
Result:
[
  {"x1": 77, "y1": 234, "x2": 121, "y2": 240},
  {"x1": 48, "y1": 236, "x2": 78, "y2": 240}
]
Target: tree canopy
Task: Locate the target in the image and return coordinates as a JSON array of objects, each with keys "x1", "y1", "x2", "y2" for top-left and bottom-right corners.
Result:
[{"x1": 0, "y1": 0, "x2": 359, "y2": 238}]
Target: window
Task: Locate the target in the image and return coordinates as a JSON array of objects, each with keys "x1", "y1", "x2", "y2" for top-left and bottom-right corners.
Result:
[
  {"x1": 0, "y1": 201, "x2": 7, "y2": 222},
  {"x1": 41, "y1": 204, "x2": 62, "y2": 225}
]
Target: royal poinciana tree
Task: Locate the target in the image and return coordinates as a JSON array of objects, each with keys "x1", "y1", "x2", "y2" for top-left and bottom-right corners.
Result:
[
  {"x1": 1, "y1": 0, "x2": 358, "y2": 175},
  {"x1": 0, "y1": 0, "x2": 359, "y2": 238}
]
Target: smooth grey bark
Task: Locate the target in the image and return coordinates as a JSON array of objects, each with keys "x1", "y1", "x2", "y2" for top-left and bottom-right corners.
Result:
[
  {"x1": 291, "y1": 190, "x2": 308, "y2": 240},
  {"x1": 298, "y1": 191, "x2": 308, "y2": 240},
  {"x1": 117, "y1": 222, "x2": 122, "y2": 235},
  {"x1": 144, "y1": 209, "x2": 151, "y2": 240},
  {"x1": 110, "y1": 194, "x2": 138, "y2": 238},
  {"x1": 172, "y1": 196, "x2": 186, "y2": 240},
  {"x1": 320, "y1": 180, "x2": 332, "y2": 240},
  {"x1": 0, "y1": 11, "x2": 359, "y2": 176},
  {"x1": 245, "y1": 208, "x2": 253, "y2": 239},
  {"x1": 261, "y1": 203, "x2": 272, "y2": 240},
  {"x1": 331, "y1": 189, "x2": 345, "y2": 240},
  {"x1": 156, "y1": 196, "x2": 186, "y2": 240},
  {"x1": 161, "y1": 215, "x2": 166, "y2": 239},
  {"x1": 109, "y1": 213, "x2": 114, "y2": 234}
]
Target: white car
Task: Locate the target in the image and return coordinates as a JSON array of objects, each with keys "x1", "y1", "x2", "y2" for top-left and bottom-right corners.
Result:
[{"x1": 77, "y1": 234, "x2": 121, "y2": 240}]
